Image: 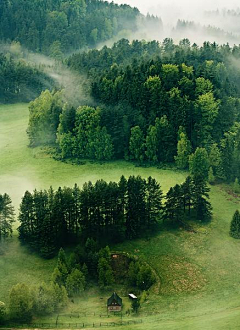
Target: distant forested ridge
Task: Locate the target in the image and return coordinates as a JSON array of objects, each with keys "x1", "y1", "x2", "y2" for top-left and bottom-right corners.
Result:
[
  {"x1": 28, "y1": 39, "x2": 240, "y2": 182},
  {"x1": 0, "y1": 0, "x2": 140, "y2": 55}
]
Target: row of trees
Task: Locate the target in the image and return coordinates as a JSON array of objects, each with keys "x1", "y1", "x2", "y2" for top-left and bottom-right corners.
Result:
[
  {"x1": 18, "y1": 173, "x2": 213, "y2": 258},
  {"x1": 18, "y1": 176, "x2": 163, "y2": 257}
]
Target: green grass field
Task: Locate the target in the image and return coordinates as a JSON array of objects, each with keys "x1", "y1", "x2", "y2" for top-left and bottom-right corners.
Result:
[{"x1": 0, "y1": 103, "x2": 240, "y2": 329}]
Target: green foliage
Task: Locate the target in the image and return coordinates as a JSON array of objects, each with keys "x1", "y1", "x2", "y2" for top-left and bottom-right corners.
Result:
[
  {"x1": 230, "y1": 210, "x2": 240, "y2": 239},
  {"x1": 129, "y1": 126, "x2": 145, "y2": 162},
  {"x1": 175, "y1": 131, "x2": 192, "y2": 169},
  {"x1": 0, "y1": 302, "x2": 6, "y2": 324},
  {"x1": 66, "y1": 269, "x2": 85, "y2": 296},
  {"x1": 52, "y1": 248, "x2": 69, "y2": 286},
  {"x1": 98, "y1": 257, "x2": 114, "y2": 289},
  {"x1": 131, "y1": 298, "x2": 140, "y2": 313},
  {"x1": 0, "y1": 193, "x2": 15, "y2": 241},
  {"x1": 137, "y1": 264, "x2": 156, "y2": 290},
  {"x1": 128, "y1": 261, "x2": 155, "y2": 290},
  {"x1": 0, "y1": 0, "x2": 139, "y2": 54},
  {"x1": 9, "y1": 283, "x2": 33, "y2": 321},
  {"x1": 208, "y1": 167, "x2": 215, "y2": 184},
  {"x1": 233, "y1": 178, "x2": 240, "y2": 193},
  {"x1": 18, "y1": 176, "x2": 163, "y2": 255},
  {"x1": 28, "y1": 90, "x2": 64, "y2": 147},
  {"x1": 57, "y1": 106, "x2": 114, "y2": 160},
  {"x1": 165, "y1": 176, "x2": 212, "y2": 223},
  {"x1": 0, "y1": 53, "x2": 53, "y2": 103},
  {"x1": 32, "y1": 282, "x2": 57, "y2": 315},
  {"x1": 189, "y1": 148, "x2": 210, "y2": 182}
]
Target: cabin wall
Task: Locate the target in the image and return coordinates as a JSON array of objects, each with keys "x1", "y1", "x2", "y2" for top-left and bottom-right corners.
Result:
[{"x1": 108, "y1": 306, "x2": 122, "y2": 312}]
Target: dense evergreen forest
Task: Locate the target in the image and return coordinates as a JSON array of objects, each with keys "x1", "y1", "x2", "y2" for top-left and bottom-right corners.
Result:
[
  {"x1": 18, "y1": 174, "x2": 211, "y2": 258},
  {"x1": 0, "y1": 0, "x2": 140, "y2": 54},
  {"x1": 27, "y1": 39, "x2": 240, "y2": 183}
]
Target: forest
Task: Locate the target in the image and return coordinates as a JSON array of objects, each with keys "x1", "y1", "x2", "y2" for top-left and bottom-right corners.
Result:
[
  {"x1": 26, "y1": 39, "x2": 240, "y2": 183},
  {"x1": 0, "y1": 0, "x2": 240, "y2": 328},
  {"x1": 0, "y1": 0, "x2": 139, "y2": 54}
]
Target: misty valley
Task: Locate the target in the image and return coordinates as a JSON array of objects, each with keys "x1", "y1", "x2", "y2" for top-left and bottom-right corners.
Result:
[{"x1": 0, "y1": 0, "x2": 240, "y2": 329}]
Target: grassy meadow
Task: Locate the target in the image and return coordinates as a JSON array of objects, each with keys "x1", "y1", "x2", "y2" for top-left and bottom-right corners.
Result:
[{"x1": 0, "y1": 103, "x2": 240, "y2": 329}]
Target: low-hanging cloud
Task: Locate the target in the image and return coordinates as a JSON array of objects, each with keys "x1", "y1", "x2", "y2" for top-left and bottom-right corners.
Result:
[{"x1": 113, "y1": 0, "x2": 240, "y2": 45}]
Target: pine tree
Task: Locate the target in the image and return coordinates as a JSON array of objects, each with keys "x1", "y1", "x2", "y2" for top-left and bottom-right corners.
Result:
[
  {"x1": 0, "y1": 193, "x2": 15, "y2": 241},
  {"x1": 126, "y1": 176, "x2": 146, "y2": 238},
  {"x1": 146, "y1": 177, "x2": 163, "y2": 227},
  {"x1": 191, "y1": 177, "x2": 212, "y2": 221},
  {"x1": 230, "y1": 210, "x2": 240, "y2": 238}
]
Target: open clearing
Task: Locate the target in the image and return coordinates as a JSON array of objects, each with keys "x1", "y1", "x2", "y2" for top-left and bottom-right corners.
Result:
[{"x1": 0, "y1": 103, "x2": 240, "y2": 329}]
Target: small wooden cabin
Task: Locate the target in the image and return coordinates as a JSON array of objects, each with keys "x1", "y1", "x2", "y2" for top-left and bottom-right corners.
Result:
[{"x1": 107, "y1": 292, "x2": 122, "y2": 312}]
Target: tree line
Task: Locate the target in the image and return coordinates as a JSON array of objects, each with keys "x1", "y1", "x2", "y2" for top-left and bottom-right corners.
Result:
[
  {"x1": 18, "y1": 173, "x2": 214, "y2": 258},
  {"x1": 18, "y1": 176, "x2": 163, "y2": 258}
]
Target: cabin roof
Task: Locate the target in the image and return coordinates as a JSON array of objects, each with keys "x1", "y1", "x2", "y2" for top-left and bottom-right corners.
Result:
[
  {"x1": 128, "y1": 293, "x2": 137, "y2": 299},
  {"x1": 107, "y1": 292, "x2": 122, "y2": 306}
]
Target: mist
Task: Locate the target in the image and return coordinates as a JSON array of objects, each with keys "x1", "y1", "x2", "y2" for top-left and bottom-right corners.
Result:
[
  {"x1": 0, "y1": 42, "x2": 92, "y2": 108},
  {"x1": 113, "y1": 0, "x2": 240, "y2": 45}
]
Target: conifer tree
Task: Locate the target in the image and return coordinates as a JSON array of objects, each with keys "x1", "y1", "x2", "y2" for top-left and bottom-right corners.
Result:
[
  {"x1": 230, "y1": 210, "x2": 240, "y2": 238},
  {"x1": 0, "y1": 193, "x2": 15, "y2": 241}
]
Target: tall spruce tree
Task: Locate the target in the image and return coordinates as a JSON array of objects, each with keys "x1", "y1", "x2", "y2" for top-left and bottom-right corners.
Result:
[
  {"x1": 230, "y1": 210, "x2": 240, "y2": 238},
  {"x1": 0, "y1": 193, "x2": 15, "y2": 241}
]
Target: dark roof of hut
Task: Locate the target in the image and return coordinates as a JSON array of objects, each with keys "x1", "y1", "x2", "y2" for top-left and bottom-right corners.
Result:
[{"x1": 107, "y1": 292, "x2": 122, "y2": 306}]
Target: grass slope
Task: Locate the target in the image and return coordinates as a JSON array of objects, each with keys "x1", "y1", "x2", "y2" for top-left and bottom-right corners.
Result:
[{"x1": 0, "y1": 103, "x2": 240, "y2": 329}]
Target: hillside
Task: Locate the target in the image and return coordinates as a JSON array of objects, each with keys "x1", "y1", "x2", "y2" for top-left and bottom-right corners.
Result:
[{"x1": 0, "y1": 103, "x2": 240, "y2": 329}]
